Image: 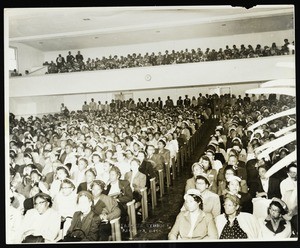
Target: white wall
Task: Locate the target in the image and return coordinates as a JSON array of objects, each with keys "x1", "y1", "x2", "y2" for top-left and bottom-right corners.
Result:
[
  {"x1": 43, "y1": 30, "x2": 294, "y2": 62},
  {"x1": 10, "y1": 42, "x2": 45, "y2": 75}
]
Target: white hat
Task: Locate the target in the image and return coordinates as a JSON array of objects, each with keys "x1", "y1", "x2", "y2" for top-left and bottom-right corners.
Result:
[{"x1": 184, "y1": 188, "x2": 201, "y2": 200}]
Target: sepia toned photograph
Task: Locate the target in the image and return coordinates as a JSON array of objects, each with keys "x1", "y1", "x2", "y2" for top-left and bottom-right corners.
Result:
[{"x1": 4, "y1": 5, "x2": 296, "y2": 243}]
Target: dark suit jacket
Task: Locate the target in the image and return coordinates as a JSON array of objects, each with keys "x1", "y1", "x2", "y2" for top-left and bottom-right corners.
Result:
[
  {"x1": 124, "y1": 171, "x2": 146, "y2": 192},
  {"x1": 104, "y1": 179, "x2": 133, "y2": 205},
  {"x1": 148, "y1": 153, "x2": 165, "y2": 171},
  {"x1": 217, "y1": 163, "x2": 248, "y2": 182},
  {"x1": 139, "y1": 160, "x2": 156, "y2": 185},
  {"x1": 248, "y1": 177, "x2": 282, "y2": 199},
  {"x1": 59, "y1": 151, "x2": 67, "y2": 164},
  {"x1": 67, "y1": 210, "x2": 101, "y2": 241}
]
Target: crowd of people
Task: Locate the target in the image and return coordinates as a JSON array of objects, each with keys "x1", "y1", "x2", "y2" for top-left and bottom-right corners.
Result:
[
  {"x1": 8, "y1": 92, "x2": 297, "y2": 242},
  {"x1": 43, "y1": 39, "x2": 294, "y2": 74},
  {"x1": 168, "y1": 92, "x2": 297, "y2": 240}
]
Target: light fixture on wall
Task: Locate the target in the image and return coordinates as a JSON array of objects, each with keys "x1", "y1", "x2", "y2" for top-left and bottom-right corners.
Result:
[{"x1": 145, "y1": 74, "x2": 151, "y2": 81}]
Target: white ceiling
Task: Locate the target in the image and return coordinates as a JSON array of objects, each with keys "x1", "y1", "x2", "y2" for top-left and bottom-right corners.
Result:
[{"x1": 6, "y1": 6, "x2": 294, "y2": 51}]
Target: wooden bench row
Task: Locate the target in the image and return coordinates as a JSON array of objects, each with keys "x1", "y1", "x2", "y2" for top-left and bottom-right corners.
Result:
[{"x1": 110, "y1": 121, "x2": 210, "y2": 241}]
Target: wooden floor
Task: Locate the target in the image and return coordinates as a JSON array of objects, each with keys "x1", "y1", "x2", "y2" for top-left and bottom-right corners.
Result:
[{"x1": 129, "y1": 119, "x2": 218, "y2": 241}]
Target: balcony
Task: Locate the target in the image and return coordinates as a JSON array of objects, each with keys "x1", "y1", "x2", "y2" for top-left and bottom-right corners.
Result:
[{"x1": 9, "y1": 55, "x2": 295, "y2": 98}]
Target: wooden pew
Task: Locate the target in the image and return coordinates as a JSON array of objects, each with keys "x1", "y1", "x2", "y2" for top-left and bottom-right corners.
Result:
[
  {"x1": 150, "y1": 177, "x2": 157, "y2": 209},
  {"x1": 110, "y1": 217, "x2": 121, "y2": 241},
  {"x1": 140, "y1": 187, "x2": 148, "y2": 222},
  {"x1": 126, "y1": 200, "x2": 137, "y2": 240},
  {"x1": 158, "y1": 169, "x2": 164, "y2": 197}
]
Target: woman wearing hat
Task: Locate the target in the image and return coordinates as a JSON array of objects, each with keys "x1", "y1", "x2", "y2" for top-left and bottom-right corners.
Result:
[
  {"x1": 220, "y1": 174, "x2": 253, "y2": 214},
  {"x1": 185, "y1": 162, "x2": 204, "y2": 193},
  {"x1": 217, "y1": 165, "x2": 248, "y2": 196},
  {"x1": 19, "y1": 193, "x2": 61, "y2": 243},
  {"x1": 63, "y1": 191, "x2": 101, "y2": 241},
  {"x1": 258, "y1": 198, "x2": 292, "y2": 238},
  {"x1": 91, "y1": 180, "x2": 121, "y2": 241},
  {"x1": 52, "y1": 178, "x2": 77, "y2": 236},
  {"x1": 49, "y1": 165, "x2": 70, "y2": 198},
  {"x1": 168, "y1": 189, "x2": 218, "y2": 240},
  {"x1": 215, "y1": 193, "x2": 260, "y2": 239}
]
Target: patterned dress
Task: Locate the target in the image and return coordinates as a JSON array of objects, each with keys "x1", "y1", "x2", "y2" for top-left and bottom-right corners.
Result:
[{"x1": 220, "y1": 216, "x2": 248, "y2": 239}]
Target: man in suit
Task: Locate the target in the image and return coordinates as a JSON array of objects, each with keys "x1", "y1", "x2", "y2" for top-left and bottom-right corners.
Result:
[
  {"x1": 176, "y1": 96, "x2": 183, "y2": 107},
  {"x1": 248, "y1": 165, "x2": 281, "y2": 199},
  {"x1": 137, "y1": 150, "x2": 156, "y2": 189},
  {"x1": 146, "y1": 144, "x2": 165, "y2": 172},
  {"x1": 217, "y1": 154, "x2": 248, "y2": 184},
  {"x1": 157, "y1": 97, "x2": 163, "y2": 109}
]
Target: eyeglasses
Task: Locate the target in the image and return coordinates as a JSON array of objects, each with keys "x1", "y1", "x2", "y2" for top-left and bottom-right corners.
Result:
[{"x1": 34, "y1": 200, "x2": 47, "y2": 206}]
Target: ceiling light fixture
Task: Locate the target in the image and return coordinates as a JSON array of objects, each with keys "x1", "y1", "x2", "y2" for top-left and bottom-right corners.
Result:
[
  {"x1": 156, "y1": 31, "x2": 160, "y2": 33},
  {"x1": 83, "y1": 18, "x2": 91, "y2": 21},
  {"x1": 39, "y1": 41, "x2": 43, "y2": 44},
  {"x1": 221, "y1": 24, "x2": 226, "y2": 26},
  {"x1": 94, "y1": 37, "x2": 99, "y2": 39}
]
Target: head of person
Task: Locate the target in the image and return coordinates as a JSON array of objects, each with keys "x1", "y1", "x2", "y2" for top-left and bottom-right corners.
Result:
[
  {"x1": 199, "y1": 155, "x2": 212, "y2": 172},
  {"x1": 65, "y1": 144, "x2": 73, "y2": 154},
  {"x1": 137, "y1": 150, "x2": 146, "y2": 163},
  {"x1": 226, "y1": 176, "x2": 241, "y2": 195},
  {"x1": 30, "y1": 169, "x2": 43, "y2": 184},
  {"x1": 91, "y1": 180, "x2": 106, "y2": 198},
  {"x1": 85, "y1": 168, "x2": 97, "y2": 183},
  {"x1": 109, "y1": 166, "x2": 121, "y2": 183},
  {"x1": 184, "y1": 189, "x2": 203, "y2": 212},
  {"x1": 146, "y1": 145, "x2": 155, "y2": 156},
  {"x1": 224, "y1": 165, "x2": 237, "y2": 181},
  {"x1": 195, "y1": 174, "x2": 210, "y2": 193},
  {"x1": 268, "y1": 198, "x2": 288, "y2": 219},
  {"x1": 258, "y1": 165, "x2": 268, "y2": 180},
  {"x1": 60, "y1": 178, "x2": 76, "y2": 196},
  {"x1": 29, "y1": 183, "x2": 42, "y2": 198},
  {"x1": 287, "y1": 163, "x2": 297, "y2": 180},
  {"x1": 23, "y1": 153, "x2": 33, "y2": 164},
  {"x1": 56, "y1": 165, "x2": 70, "y2": 180},
  {"x1": 130, "y1": 158, "x2": 140, "y2": 172},
  {"x1": 205, "y1": 149, "x2": 215, "y2": 162},
  {"x1": 77, "y1": 157, "x2": 88, "y2": 171},
  {"x1": 191, "y1": 162, "x2": 203, "y2": 178},
  {"x1": 92, "y1": 153, "x2": 101, "y2": 163},
  {"x1": 157, "y1": 139, "x2": 166, "y2": 150},
  {"x1": 33, "y1": 193, "x2": 53, "y2": 215},
  {"x1": 223, "y1": 193, "x2": 241, "y2": 216},
  {"x1": 227, "y1": 155, "x2": 238, "y2": 168},
  {"x1": 77, "y1": 191, "x2": 93, "y2": 215}
]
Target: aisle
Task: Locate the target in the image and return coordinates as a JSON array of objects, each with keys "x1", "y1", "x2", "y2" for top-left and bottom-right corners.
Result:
[{"x1": 133, "y1": 119, "x2": 219, "y2": 241}]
